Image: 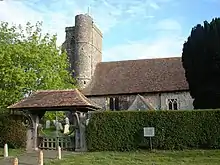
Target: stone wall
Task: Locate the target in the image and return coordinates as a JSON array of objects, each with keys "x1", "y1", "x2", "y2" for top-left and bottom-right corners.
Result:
[
  {"x1": 89, "y1": 97, "x2": 106, "y2": 110},
  {"x1": 87, "y1": 91, "x2": 194, "y2": 110},
  {"x1": 74, "y1": 14, "x2": 93, "y2": 88},
  {"x1": 63, "y1": 26, "x2": 75, "y2": 73},
  {"x1": 63, "y1": 14, "x2": 103, "y2": 89},
  {"x1": 91, "y1": 24, "x2": 102, "y2": 76},
  {"x1": 160, "y1": 91, "x2": 194, "y2": 110}
]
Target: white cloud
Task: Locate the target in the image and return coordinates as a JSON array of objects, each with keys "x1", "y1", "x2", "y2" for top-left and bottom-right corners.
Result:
[
  {"x1": 0, "y1": 1, "x2": 43, "y2": 24},
  {"x1": 0, "y1": 1, "x2": 64, "y2": 43},
  {"x1": 0, "y1": 0, "x2": 182, "y2": 62},
  {"x1": 0, "y1": 0, "x2": 166, "y2": 46},
  {"x1": 149, "y1": 2, "x2": 160, "y2": 10},
  {"x1": 155, "y1": 19, "x2": 182, "y2": 32},
  {"x1": 103, "y1": 18, "x2": 185, "y2": 61},
  {"x1": 103, "y1": 36, "x2": 185, "y2": 61}
]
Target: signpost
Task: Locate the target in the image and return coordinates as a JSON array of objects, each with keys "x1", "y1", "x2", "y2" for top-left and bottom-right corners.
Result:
[{"x1": 143, "y1": 127, "x2": 155, "y2": 150}]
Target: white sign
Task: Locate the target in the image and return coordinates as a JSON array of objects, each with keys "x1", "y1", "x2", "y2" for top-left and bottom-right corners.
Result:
[{"x1": 144, "y1": 127, "x2": 155, "y2": 137}]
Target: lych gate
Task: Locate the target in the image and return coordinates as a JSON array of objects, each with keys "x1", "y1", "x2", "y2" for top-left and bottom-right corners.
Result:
[{"x1": 7, "y1": 89, "x2": 100, "y2": 152}]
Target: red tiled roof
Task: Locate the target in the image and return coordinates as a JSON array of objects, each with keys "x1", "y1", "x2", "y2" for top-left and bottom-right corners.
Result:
[
  {"x1": 8, "y1": 89, "x2": 101, "y2": 111},
  {"x1": 82, "y1": 57, "x2": 189, "y2": 96}
]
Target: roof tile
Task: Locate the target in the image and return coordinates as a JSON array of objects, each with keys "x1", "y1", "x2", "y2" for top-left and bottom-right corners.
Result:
[
  {"x1": 8, "y1": 89, "x2": 100, "y2": 110},
  {"x1": 82, "y1": 57, "x2": 189, "y2": 96}
]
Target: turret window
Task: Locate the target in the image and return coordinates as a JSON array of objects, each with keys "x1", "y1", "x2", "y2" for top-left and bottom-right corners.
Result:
[{"x1": 70, "y1": 37, "x2": 75, "y2": 45}]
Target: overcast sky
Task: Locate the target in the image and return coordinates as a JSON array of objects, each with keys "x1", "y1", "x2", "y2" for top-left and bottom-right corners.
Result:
[{"x1": 0, "y1": 0, "x2": 219, "y2": 61}]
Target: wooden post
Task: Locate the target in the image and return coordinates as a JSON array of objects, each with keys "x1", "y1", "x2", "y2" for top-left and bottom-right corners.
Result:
[
  {"x1": 12, "y1": 157, "x2": 18, "y2": 165},
  {"x1": 58, "y1": 146, "x2": 61, "y2": 160},
  {"x1": 38, "y1": 150, "x2": 43, "y2": 165},
  {"x1": 34, "y1": 122, "x2": 39, "y2": 150},
  {"x1": 4, "y1": 143, "x2": 8, "y2": 158}
]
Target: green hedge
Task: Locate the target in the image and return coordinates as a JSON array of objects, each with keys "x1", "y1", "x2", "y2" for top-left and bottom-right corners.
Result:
[
  {"x1": 0, "y1": 114, "x2": 26, "y2": 148},
  {"x1": 86, "y1": 110, "x2": 220, "y2": 151}
]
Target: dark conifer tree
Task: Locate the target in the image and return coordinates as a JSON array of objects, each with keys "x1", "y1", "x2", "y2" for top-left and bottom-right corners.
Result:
[{"x1": 182, "y1": 18, "x2": 220, "y2": 109}]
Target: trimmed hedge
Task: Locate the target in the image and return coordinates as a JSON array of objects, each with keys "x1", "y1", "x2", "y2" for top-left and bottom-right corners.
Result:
[
  {"x1": 86, "y1": 110, "x2": 220, "y2": 151},
  {"x1": 0, "y1": 114, "x2": 26, "y2": 148}
]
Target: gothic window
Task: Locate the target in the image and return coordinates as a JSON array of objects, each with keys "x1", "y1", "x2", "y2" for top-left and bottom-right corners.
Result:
[
  {"x1": 167, "y1": 99, "x2": 178, "y2": 110},
  {"x1": 107, "y1": 97, "x2": 120, "y2": 111},
  {"x1": 109, "y1": 97, "x2": 114, "y2": 110},
  {"x1": 115, "y1": 97, "x2": 119, "y2": 110}
]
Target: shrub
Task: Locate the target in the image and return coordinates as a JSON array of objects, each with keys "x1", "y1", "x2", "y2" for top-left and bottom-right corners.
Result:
[
  {"x1": 43, "y1": 111, "x2": 65, "y2": 121},
  {"x1": 0, "y1": 114, "x2": 26, "y2": 148},
  {"x1": 86, "y1": 110, "x2": 220, "y2": 151}
]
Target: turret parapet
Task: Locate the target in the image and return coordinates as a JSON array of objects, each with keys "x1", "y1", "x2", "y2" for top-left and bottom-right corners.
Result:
[
  {"x1": 75, "y1": 14, "x2": 93, "y2": 42},
  {"x1": 75, "y1": 14, "x2": 93, "y2": 22}
]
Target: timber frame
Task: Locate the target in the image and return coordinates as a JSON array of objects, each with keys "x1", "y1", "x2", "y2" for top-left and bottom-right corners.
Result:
[{"x1": 7, "y1": 89, "x2": 100, "y2": 152}]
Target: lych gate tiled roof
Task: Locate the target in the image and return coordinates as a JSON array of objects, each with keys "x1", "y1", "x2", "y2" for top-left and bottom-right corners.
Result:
[
  {"x1": 82, "y1": 57, "x2": 189, "y2": 96},
  {"x1": 8, "y1": 89, "x2": 101, "y2": 111}
]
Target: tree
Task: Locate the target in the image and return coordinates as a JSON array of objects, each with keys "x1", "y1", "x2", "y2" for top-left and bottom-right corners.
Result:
[
  {"x1": 182, "y1": 18, "x2": 220, "y2": 109},
  {"x1": 43, "y1": 111, "x2": 65, "y2": 121},
  {"x1": 0, "y1": 21, "x2": 76, "y2": 111}
]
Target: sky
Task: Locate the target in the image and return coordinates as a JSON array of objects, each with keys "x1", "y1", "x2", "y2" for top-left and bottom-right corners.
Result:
[{"x1": 0, "y1": 0, "x2": 220, "y2": 62}]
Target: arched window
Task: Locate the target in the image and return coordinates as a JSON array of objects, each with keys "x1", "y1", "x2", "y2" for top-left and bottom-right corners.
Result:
[
  {"x1": 168, "y1": 101, "x2": 173, "y2": 110},
  {"x1": 107, "y1": 97, "x2": 120, "y2": 111},
  {"x1": 70, "y1": 36, "x2": 75, "y2": 46},
  {"x1": 167, "y1": 99, "x2": 179, "y2": 110},
  {"x1": 109, "y1": 97, "x2": 114, "y2": 110},
  {"x1": 115, "y1": 97, "x2": 119, "y2": 110}
]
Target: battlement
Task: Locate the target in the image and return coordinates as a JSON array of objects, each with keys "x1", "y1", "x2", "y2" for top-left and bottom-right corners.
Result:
[{"x1": 65, "y1": 26, "x2": 75, "y2": 32}]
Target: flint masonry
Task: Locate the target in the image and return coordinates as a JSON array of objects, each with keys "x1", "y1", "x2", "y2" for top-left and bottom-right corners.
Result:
[{"x1": 63, "y1": 14, "x2": 194, "y2": 111}]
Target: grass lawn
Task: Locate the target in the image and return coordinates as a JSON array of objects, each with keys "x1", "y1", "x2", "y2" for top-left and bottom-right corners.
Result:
[
  {"x1": 47, "y1": 150, "x2": 220, "y2": 165},
  {"x1": 0, "y1": 148, "x2": 25, "y2": 159}
]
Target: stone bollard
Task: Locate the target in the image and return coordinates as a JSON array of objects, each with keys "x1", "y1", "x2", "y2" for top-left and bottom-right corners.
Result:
[
  {"x1": 4, "y1": 143, "x2": 8, "y2": 158},
  {"x1": 12, "y1": 157, "x2": 18, "y2": 165},
  {"x1": 38, "y1": 150, "x2": 43, "y2": 165},
  {"x1": 58, "y1": 146, "x2": 61, "y2": 160}
]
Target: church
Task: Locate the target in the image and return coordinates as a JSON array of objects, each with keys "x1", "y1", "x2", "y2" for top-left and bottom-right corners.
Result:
[{"x1": 62, "y1": 14, "x2": 194, "y2": 111}]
